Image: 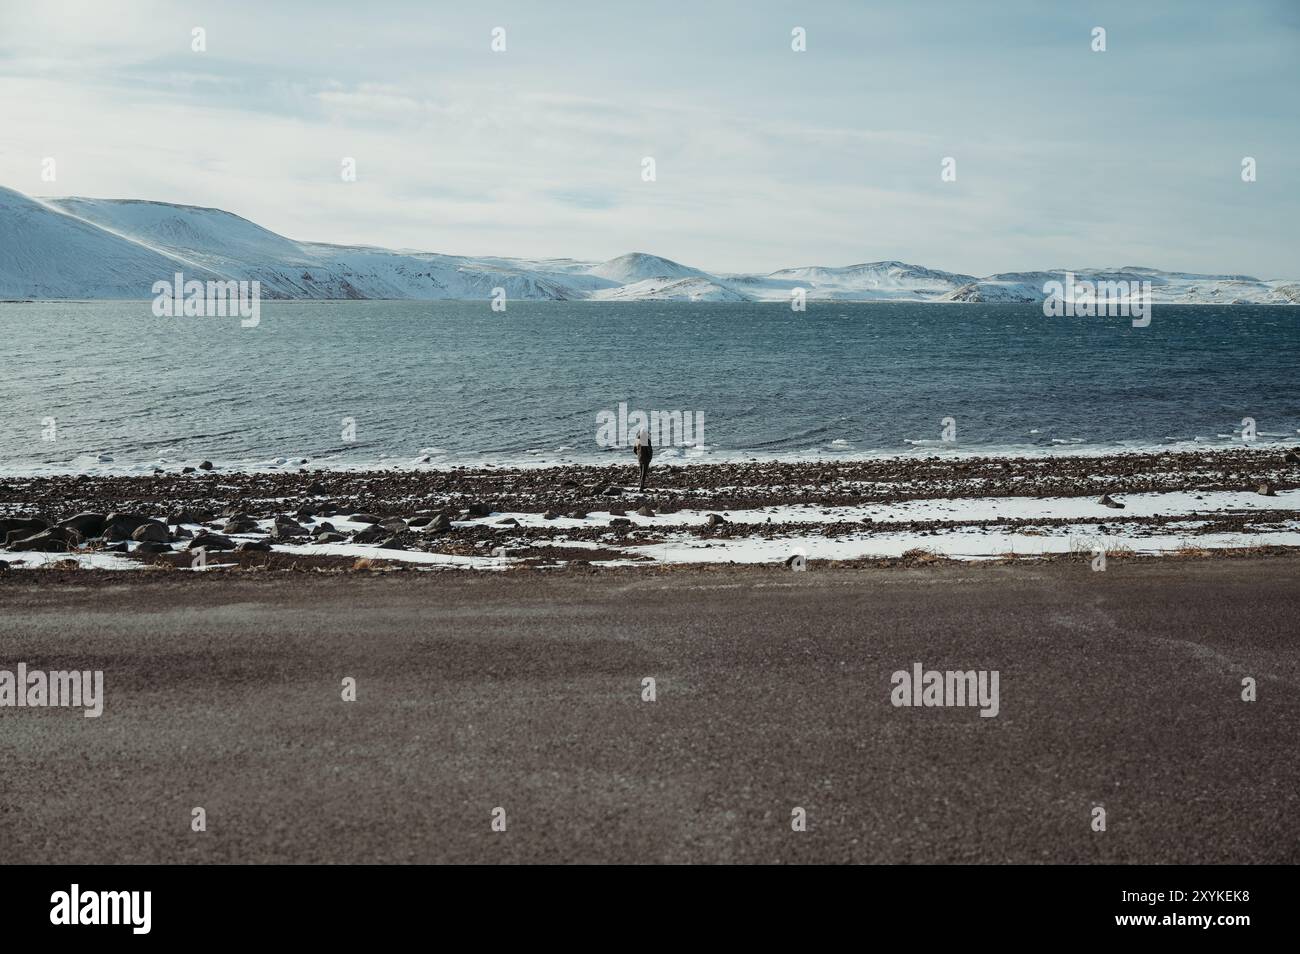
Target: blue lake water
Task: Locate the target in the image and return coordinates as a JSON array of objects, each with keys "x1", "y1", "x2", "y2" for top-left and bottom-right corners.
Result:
[{"x1": 2, "y1": 300, "x2": 1297, "y2": 473}]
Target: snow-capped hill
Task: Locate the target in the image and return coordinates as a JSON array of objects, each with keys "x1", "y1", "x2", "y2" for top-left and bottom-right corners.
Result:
[
  {"x1": 41, "y1": 193, "x2": 578, "y2": 301},
  {"x1": 247, "y1": 245, "x2": 575, "y2": 300},
  {"x1": 736, "y1": 260, "x2": 976, "y2": 301},
  {"x1": 943, "y1": 281, "x2": 1042, "y2": 303},
  {"x1": 0, "y1": 186, "x2": 222, "y2": 299},
  {"x1": 770, "y1": 261, "x2": 975, "y2": 291},
  {"x1": 590, "y1": 276, "x2": 749, "y2": 302},
  {"x1": 49, "y1": 197, "x2": 304, "y2": 265},
  {"x1": 587, "y1": 252, "x2": 706, "y2": 284},
  {"x1": 943, "y1": 268, "x2": 1299, "y2": 305}
]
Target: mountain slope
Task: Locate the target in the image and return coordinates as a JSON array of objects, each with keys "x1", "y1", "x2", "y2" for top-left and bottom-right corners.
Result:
[
  {"x1": 590, "y1": 275, "x2": 750, "y2": 302},
  {"x1": 0, "y1": 187, "x2": 223, "y2": 299},
  {"x1": 730, "y1": 260, "x2": 977, "y2": 301},
  {"x1": 943, "y1": 268, "x2": 1298, "y2": 305},
  {"x1": 587, "y1": 252, "x2": 706, "y2": 284},
  {"x1": 45, "y1": 196, "x2": 576, "y2": 301},
  {"x1": 1, "y1": 185, "x2": 1295, "y2": 304}
]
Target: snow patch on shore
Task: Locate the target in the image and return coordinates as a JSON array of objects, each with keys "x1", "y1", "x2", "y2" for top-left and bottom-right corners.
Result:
[{"x1": 3, "y1": 550, "x2": 143, "y2": 570}]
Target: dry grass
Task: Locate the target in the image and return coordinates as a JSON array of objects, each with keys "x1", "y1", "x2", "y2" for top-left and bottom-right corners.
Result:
[{"x1": 899, "y1": 547, "x2": 944, "y2": 566}]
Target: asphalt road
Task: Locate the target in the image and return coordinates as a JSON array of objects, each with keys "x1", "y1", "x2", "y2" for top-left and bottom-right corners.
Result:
[{"x1": 2, "y1": 557, "x2": 1298, "y2": 864}]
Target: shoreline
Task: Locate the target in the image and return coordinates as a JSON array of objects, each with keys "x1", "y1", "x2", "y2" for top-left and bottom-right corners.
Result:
[
  {"x1": 2, "y1": 447, "x2": 1298, "y2": 572},
  {"x1": 5, "y1": 434, "x2": 1300, "y2": 480}
]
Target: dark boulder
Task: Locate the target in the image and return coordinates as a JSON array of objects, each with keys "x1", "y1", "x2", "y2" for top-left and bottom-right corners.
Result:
[
  {"x1": 1, "y1": 516, "x2": 51, "y2": 537},
  {"x1": 130, "y1": 520, "x2": 170, "y2": 543},
  {"x1": 59, "y1": 513, "x2": 107, "y2": 537},
  {"x1": 352, "y1": 525, "x2": 389, "y2": 544},
  {"x1": 273, "y1": 515, "x2": 309, "y2": 536},
  {"x1": 7, "y1": 526, "x2": 81, "y2": 552},
  {"x1": 104, "y1": 512, "x2": 153, "y2": 536},
  {"x1": 188, "y1": 532, "x2": 236, "y2": 551}
]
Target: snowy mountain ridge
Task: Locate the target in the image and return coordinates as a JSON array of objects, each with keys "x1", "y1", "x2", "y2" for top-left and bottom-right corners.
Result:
[{"x1": 1, "y1": 185, "x2": 1296, "y2": 304}]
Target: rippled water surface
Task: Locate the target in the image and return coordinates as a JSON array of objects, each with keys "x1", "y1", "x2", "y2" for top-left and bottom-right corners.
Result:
[{"x1": 2, "y1": 300, "x2": 1297, "y2": 472}]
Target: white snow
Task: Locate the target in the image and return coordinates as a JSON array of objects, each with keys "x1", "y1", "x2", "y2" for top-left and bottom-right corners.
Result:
[
  {"x1": 477, "y1": 488, "x2": 1300, "y2": 531},
  {"x1": 4, "y1": 485, "x2": 1294, "y2": 571},
  {"x1": 0, "y1": 186, "x2": 225, "y2": 299},
  {"x1": 589, "y1": 275, "x2": 750, "y2": 302},
  {"x1": 3, "y1": 550, "x2": 142, "y2": 570},
  {"x1": 607, "y1": 527, "x2": 1300, "y2": 566}
]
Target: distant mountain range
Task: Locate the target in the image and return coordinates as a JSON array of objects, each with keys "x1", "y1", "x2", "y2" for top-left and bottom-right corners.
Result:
[{"x1": 2, "y1": 185, "x2": 1297, "y2": 304}]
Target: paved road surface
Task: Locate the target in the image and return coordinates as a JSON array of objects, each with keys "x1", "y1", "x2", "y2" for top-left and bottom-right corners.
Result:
[{"x1": 2, "y1": 557, "x2": 1297, "y2": 863}]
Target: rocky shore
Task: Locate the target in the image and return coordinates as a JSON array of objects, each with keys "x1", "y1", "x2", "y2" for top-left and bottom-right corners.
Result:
[{"x1": 1, "y1": 447, "x2": 1298, "y2": 572}]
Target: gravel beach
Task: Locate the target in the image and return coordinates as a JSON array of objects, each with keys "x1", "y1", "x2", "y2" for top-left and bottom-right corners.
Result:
[{"x1": 2, "y1": 447, "x2": 1298, "y2": 571}]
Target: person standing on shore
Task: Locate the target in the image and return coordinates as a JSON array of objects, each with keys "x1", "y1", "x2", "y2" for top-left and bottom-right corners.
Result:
[{"x1": 633, "y1": 427, "x2": 653, "y2": 491}]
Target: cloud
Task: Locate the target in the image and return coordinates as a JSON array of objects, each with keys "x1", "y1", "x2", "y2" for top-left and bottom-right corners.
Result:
[{"x1": 0, "y1": 0, "x2": 1296, "y2": 275}]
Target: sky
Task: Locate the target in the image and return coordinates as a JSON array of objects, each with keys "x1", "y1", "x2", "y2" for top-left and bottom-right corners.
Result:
[{"x1": 0, "y1": 0, "x2": 1297, "y2": 277}]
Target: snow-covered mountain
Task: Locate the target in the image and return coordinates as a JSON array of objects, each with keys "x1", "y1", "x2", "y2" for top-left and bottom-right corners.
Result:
[
  {"x1": 42, "y1": 195, "x2": 575, "y2": 301},
  {"x1": 586, "y1": 251, "x2": 705, "y2": 284},
  {"x1": 0, "y1": 186, "x2": 226, "y2": 299},
  {"x1": 730, "y1": 261, "x2": 978, "y2": 301},
  {"x1": 589, "y1": 275, "x2": 750, "y2": 302},
  {"x1": 943, "y1": 269, "x2": 1300, "y2": 305},
  {"x1": 1, "y1": 185, "x2": 1296, "y2": 304}
]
